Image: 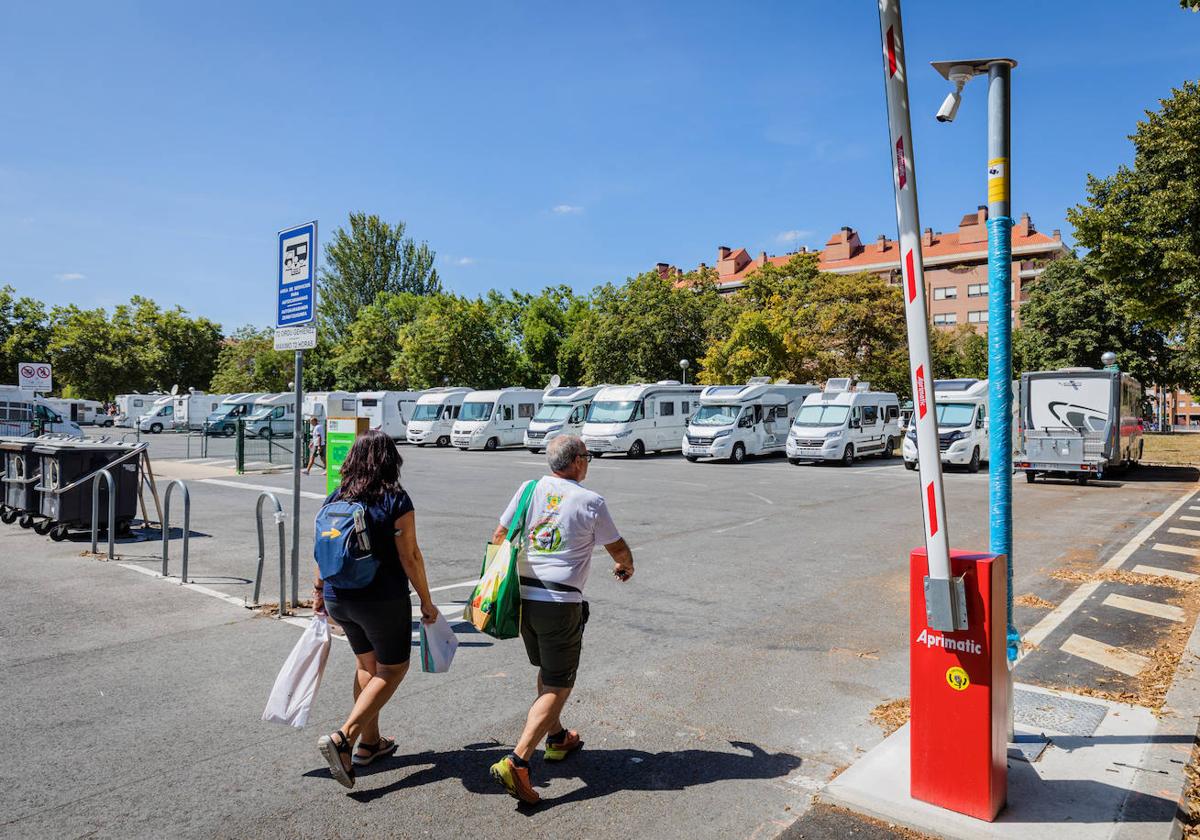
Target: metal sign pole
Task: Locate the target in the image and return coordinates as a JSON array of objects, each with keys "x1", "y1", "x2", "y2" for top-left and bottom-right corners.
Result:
[
  {"x1": 876, "y1": 0, "x2": 959, "y2": 631},
  {"x1": 292, "y1": 349, "x2": 303, "y2": 610}
]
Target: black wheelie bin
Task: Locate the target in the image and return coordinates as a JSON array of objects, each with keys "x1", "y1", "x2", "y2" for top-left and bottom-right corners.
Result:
[
  {"x1": 35, "y1": 441, "x2": 140, "y2": 541},
  {"x1": 0, "y1": 437, "x2": 42, "y2": 526}
]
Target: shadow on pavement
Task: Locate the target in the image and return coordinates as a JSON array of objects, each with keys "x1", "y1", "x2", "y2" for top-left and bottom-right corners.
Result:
[{"x1": 305, "y1": 740, "x2": 801, "y2": 808}]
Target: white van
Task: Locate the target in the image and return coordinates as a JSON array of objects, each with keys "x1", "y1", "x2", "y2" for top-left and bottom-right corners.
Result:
[
  {"x1": 451, "y1": 388, "x2": 544, "y2": 451},
  {"x1": 524, "y1": 385, "x2": 603, "y2": 453},
  {"x1": 41, "y1": 397, "x2": 103, "y2": 426},
  {"x1": 357, "y1": 391, "x2": 422, "y2": 441},
  {"x1": 205, "y1": 393, "x2": 268, "y2": 436},
  {"x1": 138, "y1": 395, "x2": 179, "y2": 433},
  {"x1": 0, "y1": 387, "x2": 83, "y2": 437},
  {"x1": 174, "y1": 393, "x2": 228, "y2": 430},
  {"x1": 115, "y1": 394, "x2": 160, "y2": 428},
  {"x1": 581, "y1": 382, "x2": 703, "y2": 458},
  {"x1": 684, "y1": 380, "x2": 819, "y2": 463},
  {"x1": 786, "y1": 379, "x2": 901, "y2": 465},
  {"x1": 406, "y1": 387, "x2": 473, "y2": 447},
  {"x1": 244, "y1": 394, "x2": 296, "y2": 438},
  {"x1": 902, "y1": 379, "x2": 1018, "y2": 473},
  {"x1": 303, "y1": 391, "x2": 358, "y2": 422}
]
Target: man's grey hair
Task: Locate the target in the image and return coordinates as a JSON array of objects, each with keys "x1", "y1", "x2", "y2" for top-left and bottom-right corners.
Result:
[{"x1": 547, "y1": 435, "x2": 587, "y2": 473}]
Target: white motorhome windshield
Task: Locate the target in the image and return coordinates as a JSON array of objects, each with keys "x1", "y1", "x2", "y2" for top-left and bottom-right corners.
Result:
[
  {"x1": 793, "y1": 404, "x2": 849, "y2": 427},
  {"x1": 1029, "y1": 376, "x2": 1111, "y2": 432},
  {"x1": 692, "y1": 404, "x2": 739, "y2": 426},
  {"x1": 411, "y1": 404, "x2": 441, "y2": 421},
  {"x1": 589, "y1": 401, "x2": 638, "y2": 423},
  {"x1": 533, "y1": 404, "x2": 573, "y2": 422},
  {"x1": 460, "y1": 402, "x2": 493, "y2": 421},
  {"x1": 935, "y1": 402, "x2": 975, "y2": 428}
]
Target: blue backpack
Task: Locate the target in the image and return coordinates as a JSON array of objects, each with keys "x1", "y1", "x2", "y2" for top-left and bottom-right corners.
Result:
[{"x1": 313, "y1": 498, "x2": 379, "y2": 588}]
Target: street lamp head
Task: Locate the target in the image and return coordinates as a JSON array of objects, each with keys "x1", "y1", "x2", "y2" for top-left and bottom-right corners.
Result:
[
  {"x1": 1101, "y1": 351, "x2": 1118, "y2": 367},
  {"x1": 679, "y1": 359, "x2": 689, "y2": 370}
]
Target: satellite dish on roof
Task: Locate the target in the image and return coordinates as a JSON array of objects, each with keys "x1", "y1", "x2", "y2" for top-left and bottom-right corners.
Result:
[
  {"x1": 170, "y1": 384, "x2": 179, "y2": 395},
  {"x1": 546, "y1": 374, "x2": 561, "y2": 393}
]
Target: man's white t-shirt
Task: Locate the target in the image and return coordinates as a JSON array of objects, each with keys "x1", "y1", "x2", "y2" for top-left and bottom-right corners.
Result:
[{"x1": 499, "y1": 476, "x2": 621, "y2": 604}]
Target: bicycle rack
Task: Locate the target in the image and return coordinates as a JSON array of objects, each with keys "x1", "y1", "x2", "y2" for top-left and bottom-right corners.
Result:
[
  {"x1": 161, "y1": 480, "x2": 191, "y2": 582},
  {"x1": 252, "y1": 491, "x2": 287, "y2": 618},
  {"x1": 90, "y1": 469, "x2": 116, "y2": 559}
]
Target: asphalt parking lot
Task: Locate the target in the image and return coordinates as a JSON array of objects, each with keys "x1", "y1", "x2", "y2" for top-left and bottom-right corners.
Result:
[{"x1": 3, "y1": 441, "x2": 1198, "y2": 839}]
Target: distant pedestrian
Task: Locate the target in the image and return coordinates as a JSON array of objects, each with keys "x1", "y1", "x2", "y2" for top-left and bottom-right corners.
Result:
[
  {"x1": 304, "y1": 417, "x2": 325, "y2": 475},
  {"x1": 312, "y1": 430, "x2": 439, "y2": 789},
  {"x1": 488, "y1": 434, "x2": 634, "y2": 805}
]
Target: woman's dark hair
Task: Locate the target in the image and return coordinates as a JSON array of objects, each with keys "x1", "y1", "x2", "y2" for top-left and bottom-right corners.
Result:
[{"x1": 336, "y1": 430, "x2": 403, "y2": 503}]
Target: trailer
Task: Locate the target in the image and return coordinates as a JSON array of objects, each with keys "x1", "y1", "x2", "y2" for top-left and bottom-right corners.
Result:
[{"x1": 1016, "y1": 367, "x2": 1143, "y2": 484}]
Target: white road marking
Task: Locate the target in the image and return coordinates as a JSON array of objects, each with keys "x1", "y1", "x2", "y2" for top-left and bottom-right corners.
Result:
[
  {"x1": 1100, "y1": 489, "x2": 1197, "y2": 571},
  {"x1": 1023, "y1": 583, "x2": 1101, "y2": 653},
  {"x1": 198, "y1": 478, "x2": 326, "y2": 500},
  {"x1": 1131, "y1": 564, "x2": 1200, "y2": 582},
  {"x1": 1169, "y1": 527, "x2": 1200, "y2": 538},
  {"x1": 424, "y1": 580, "x2": 478, "y2": 593},
  {"x1": 1181, "y1": 515, "x2": 1200, "y2": 523},
  {"x1": 747, "y1": 492, "x2": 774, "y2": 505},
  {"x1": 1061, "y1": 633, "x2": 1149, "y2": 676},
  {"x1": 1101, "y1": 593, "x2": 1185, "y2": 622},
  {"x1": 1153, "y1": 543, "x2": 1200, "y2": 559},
  {"x1": 714, "y1": 516, "x2": 769, "y2": 534},
  {"x1": 1189, "y1": 505, "x2": 1200, "y2": 511}
]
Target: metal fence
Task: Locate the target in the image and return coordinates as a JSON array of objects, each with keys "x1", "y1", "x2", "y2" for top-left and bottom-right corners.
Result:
[{"x1": 180, "y1": 421, "x2": 311, "y2": 473}]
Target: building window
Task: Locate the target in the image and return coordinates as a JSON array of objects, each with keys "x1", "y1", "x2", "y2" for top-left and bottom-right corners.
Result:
[
  {"x1": 932, "y1": 313, "x2": 958, "y2": 325},
  {"x1": 968, "y1": 283, "x2": 989, "y2": 297},
  {"x1": 933, "y1": 287, "x2": 958, "y2": 300},
  {"x1": 968, "y1": 310, "x2": 989, "y2": 323}
]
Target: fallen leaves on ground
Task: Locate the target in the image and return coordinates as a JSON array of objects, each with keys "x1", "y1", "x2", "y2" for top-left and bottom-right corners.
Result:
[
  {"x1": 869, "y1": 698, "x2": 910, "y2": 737},
  {"x1": 1015, "y1": 593, "x2": 1056, "y2": 609}
]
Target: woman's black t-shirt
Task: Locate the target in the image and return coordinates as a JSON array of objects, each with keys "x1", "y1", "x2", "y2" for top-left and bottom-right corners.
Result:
[{"x1": 322, "y1": 488, "x2": 414, "y2": 602}]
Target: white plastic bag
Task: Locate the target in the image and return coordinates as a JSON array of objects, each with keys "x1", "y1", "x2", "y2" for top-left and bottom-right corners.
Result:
[
  {"x1": 419, "y1": 611, "x2": 459, "y2": 673},
  {"x1": 262, "y1": 614, "x2": 331, "y2": 728}
]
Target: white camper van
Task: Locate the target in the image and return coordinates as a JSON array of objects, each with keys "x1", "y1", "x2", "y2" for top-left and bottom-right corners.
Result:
[
  {"x1": 205, "y1": 393, "x2": 268, "y2": 436},
  {"x1": 786, "y1": 379, "x2": 900, "y2": 465},
  {"x1": 406, "y1": 387, "x2": 473, "y2": 447},
  {"x1": 451, "y1": 388, "x2": 543, "y2": 450},
  {"x1": 138, "y1": 395, "x2": 179, "y2": 433},
  {"x1": 115, "y1": 394, "x2": 159, "y2": 428},
  {"x1": 580, "y1": 382, "x2": 702, "y2": 457},
  {"x1": 901, "y1": 379, "x2": 1012, "y2": 473},
  {"x1": 684, "y1": 380, "x2": 819, "y2": 463},
  {"x1": 175, "y1": 393, "x2": 228, "y2": 430},
  {"x1": 357, "y1": 391, "x2": 422, "y2": 441},
  {"x1": 524, "y1": 385, "x2": 603, "y2": 453},
  {"x1": 303, "y1": 391, "x2": 357, "y2": 422},
  {"x1": 41, "y1": 397, "x2": 103, "y2": 426},
  {"x1": 244, "y1": 394, "x2": 296, "y2": 438},
  {"x1": 0, "y1": 387, "x2": 83, "y2": 437}
]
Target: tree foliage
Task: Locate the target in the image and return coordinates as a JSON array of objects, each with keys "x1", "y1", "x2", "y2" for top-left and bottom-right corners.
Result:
[
  {"x1": 209, "y1": 326, "x2": 295, "y2": 393},
  {"x1": 0, "y1": 286, "x2": 51, "y2": 379}
]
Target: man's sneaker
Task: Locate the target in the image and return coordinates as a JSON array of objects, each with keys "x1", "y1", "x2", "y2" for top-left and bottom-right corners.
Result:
[
  {"x1": 490, "y1": 756, "x2": 541, "y2": 804},
  {"x1": 543, "y1": 730, "x2": 582, "y2": 761}
]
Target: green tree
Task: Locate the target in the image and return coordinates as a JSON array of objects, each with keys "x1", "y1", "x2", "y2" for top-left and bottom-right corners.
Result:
[
  {"x1": 0, "y1": 286, "x2": 51, "y2": 383},
  {"x1": 390, "y1": 295, "x2": 522, "y2": 389},
  {"x1": 518, "y1": 286, "x2": 583, "y2": 386},
  {"x1": 319, "y1": 213, "x2": 440, "y2": 340},
  {"x1": 332, "y1": 292, "x2": 429, "y2": 391},
  {"x1": 931, "y1": 325, "x2": 989, "y2": 380},
  {"x1": 209, "y1": 326, "x2": 294, "y2": 393}
]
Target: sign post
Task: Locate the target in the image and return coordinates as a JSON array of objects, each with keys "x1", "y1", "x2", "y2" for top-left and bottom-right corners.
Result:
[
  {"x1": 18, "y1": 362, "x2": 52, "y2": 392},
  {"x1": 277, "y1": 221, "x2": 318, "y2": 613}
]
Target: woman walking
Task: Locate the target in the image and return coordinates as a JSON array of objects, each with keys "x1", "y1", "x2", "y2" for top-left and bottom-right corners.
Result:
[{"x1": 312, "y1": 430, "x2": 439, "y2": 788}]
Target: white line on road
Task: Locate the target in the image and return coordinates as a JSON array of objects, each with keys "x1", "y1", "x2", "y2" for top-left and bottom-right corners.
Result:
[
  {"x1": 1131, "y1": 564, "x2": 1200, "y2": 582},
  {"x1": 714, "y1": 516, "x2": 769, "y2": 534},
  {"x1": 1169, "y1": 527, "x2": 1200, "y2": 538},
  {"x1": 1181, "y1": 515, "x2": 1200, "y2": 523},
  {"x1": 1061, "y1": 633, "x2": 1149, "y2": 676},
  {"x1": 1190, "y1": 505, "x2": 1200, "y2": 511},
  {"x1": 1101, "y1": 489, "x2": 1198, "y2": 571},
  {"x1": 747, "y1": 492, "x2": 774, "y2": 506},
  {"x1": 1101, "y1": 593, "x2": 1185, "y2": 622},
  {"x1": 1023, "y1": 582, "x2": 1101, "y2": 653},
  {"x1": 198, "y1": 478, "x2": 326, "y2": 500},
  {"x1": 424, "y1": 580, "x2": 479, "y2": 593},
  {"x1": 1153, "y1": 543, "x2": 1200, "y2": 559}
]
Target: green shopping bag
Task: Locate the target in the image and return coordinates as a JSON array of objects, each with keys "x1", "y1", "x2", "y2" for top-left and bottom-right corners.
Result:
[{"x1": 464, "y1": 479, "x2": 537, "y2": 639}]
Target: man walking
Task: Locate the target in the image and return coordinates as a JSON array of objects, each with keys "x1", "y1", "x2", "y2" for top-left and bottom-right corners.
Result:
[
  {"x1": 303, "y1": 416, "x2": 325, "y2": 475},
  {"x1": 489, "y1": 434, "x2": 634, "y2": 805}
]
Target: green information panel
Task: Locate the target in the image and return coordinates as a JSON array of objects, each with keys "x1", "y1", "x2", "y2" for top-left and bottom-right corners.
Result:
[{"x1": 326, "y1": 418, "x2": 363, "y2": 496}]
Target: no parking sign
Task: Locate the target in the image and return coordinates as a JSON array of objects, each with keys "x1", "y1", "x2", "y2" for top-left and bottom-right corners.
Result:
[{"x1": 18, "y1": 362, "x2": 52, "y2": 392}]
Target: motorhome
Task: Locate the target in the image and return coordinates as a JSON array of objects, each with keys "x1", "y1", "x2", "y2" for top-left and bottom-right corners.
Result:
[
  {"x1": 41, "y1": 397, "x2": 103, "y2": 426},
  {"x1": 524, "y1": 385, "x2": 603, "y2": 453},
  {"x1": 303, "y1": 391, "x2": 358, "y2": 422},
  {"x1": 580, "y1": 382, "x2": 703, "y2": 457},
  {"x1": 115, "y1": 394, "x2": 160, "y2": 428},
  {"x1": 786, "y1": 379, "x2": 900, "y2": 465},
  {"x1": 0, "y1": 386, "x2": 83, "y2": 437},
  {"x1": 244, "y1": 394, "x2": 297, "y2": 438},
  {"x1": 357, "y1": 391, "x2": 422, "y2": 441},
  {"x1": 406, "y1": 387, "x2": 473, "y2": 447},
  {"x1": 205, "y1": 393, "x2": 268, "y2": 436},
  {"x1": 683, "y1": 380, "x2": 819, "y2": 463},
  {"x1": 137, "y1": 396, "x2": 179, "y2": 433},
  {"x1": 1017, "y1": 367, "x2": 1143, "y2": 484},
  {"x1": 176, "y1": 393, "x2": 229, "y2": 430},
  {"x1": 451, "y1": 388, "x2": 544, "y2": 451},
  {"x1": 901, "y1": 379, "x2": 1012, "y2": 473}
]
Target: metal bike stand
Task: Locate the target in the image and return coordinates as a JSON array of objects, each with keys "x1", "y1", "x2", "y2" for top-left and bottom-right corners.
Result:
[
  {"x1": 252, "y1": 491, "x2": 287, "y2": 618},
  {"x1": 90, "y1": 469, "x2": 116, "y2": 560},
  {"x1": 161, "y1": 479, "x2": 191, "y2": 582}
]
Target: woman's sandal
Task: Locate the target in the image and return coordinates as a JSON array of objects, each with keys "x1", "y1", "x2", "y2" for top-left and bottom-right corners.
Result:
[
  {"x1": 353, "y1": 736, "x2": 398, "y2": 767},
  {"x1": 317, "y1": 729, "x2": 356, "y2": 788}
]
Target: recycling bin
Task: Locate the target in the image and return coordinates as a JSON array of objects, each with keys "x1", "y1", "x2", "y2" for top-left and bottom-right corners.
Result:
[
  {"x1": 35, "y1": 441, "x2": 140, "y2": 539},
  {"x1": 0, "y1": 437, "x2": 42, "y2": 524}
]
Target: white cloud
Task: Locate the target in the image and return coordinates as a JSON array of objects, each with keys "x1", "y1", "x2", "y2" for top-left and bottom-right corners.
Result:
[
  {"x1": 775, "y1": 230, "x2": 813, "y2": 244},
  {"x1": 552, "y1": 204, "x2": 583, "y2": 215},
  {"x1": 55, "y1": 272, "x2": 86, "y2": 281},
  {"x1": 455, "y1": 257, "x2": 475, "y2": 266}
]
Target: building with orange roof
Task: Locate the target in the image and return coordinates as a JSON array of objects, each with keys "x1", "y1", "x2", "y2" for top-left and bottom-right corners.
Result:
[{"x1": 699, "y1": 207, "x2": 1069, "y2": 331}]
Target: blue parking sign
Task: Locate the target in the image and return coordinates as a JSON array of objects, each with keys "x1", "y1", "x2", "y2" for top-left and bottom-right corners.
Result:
[{"x1": 277, "y1": 221, "x2": 317, "y2": 327}]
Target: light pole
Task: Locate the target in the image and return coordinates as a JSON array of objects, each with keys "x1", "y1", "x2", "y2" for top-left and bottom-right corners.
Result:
[
  {"x1": 679, "y1": 359, "x2": 689, "y2": 385},
  {"x1": 932, "y1": 56, "x2": 1018, "y2": 660}
]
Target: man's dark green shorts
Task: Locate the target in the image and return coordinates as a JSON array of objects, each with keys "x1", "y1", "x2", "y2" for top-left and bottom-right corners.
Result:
[{"x1": 520, "y1": 600, "x2": 584, "y2": 688}]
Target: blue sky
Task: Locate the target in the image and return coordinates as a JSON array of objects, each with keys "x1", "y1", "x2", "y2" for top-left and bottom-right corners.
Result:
[{"x1": 2, "y1": 1, "x2": 1198, "y2": 332}]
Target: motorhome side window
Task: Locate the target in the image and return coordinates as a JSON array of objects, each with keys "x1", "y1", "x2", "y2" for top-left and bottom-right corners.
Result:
[
  {"x1": 862, "y1": 405, "x2": 878, "y2": 425},
  {"x1": 570, "y1": 406, "x2": 585, "y2": 423},
  {"x1": 341, "y1": 399, "x2": 356, "y2": 412},
  {"x1": 133, "y1": 399, "x2": 143, "y2": 408},
  {"x1": 502, "y1": 405, "x2": 513, "y2": 421},
  {"x1": 681, "y1": 401, "x2": 690, "y2": 415},
  {"x1": 660, "y1": 402, "x2": 675, "y2": 417},
  {"x1": 886, "y1": 405, "x2": 898, "y2": 421},
  {"x1": 518, "y1": 403, "x2": 535, "y2": 419}
]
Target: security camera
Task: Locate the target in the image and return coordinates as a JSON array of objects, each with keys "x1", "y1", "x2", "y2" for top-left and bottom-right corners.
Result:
[{"x1": 936, "y1": 89, "x2": 962, "y2": 123}]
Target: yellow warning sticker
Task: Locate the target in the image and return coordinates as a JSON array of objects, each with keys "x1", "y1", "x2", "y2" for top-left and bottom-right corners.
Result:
[
  {"x1": 946, "y1": 666, "x2": 970, "y2": 691},
  {"x1": 987, "y1": 157, "x2": 1008, "y2": 203}
]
